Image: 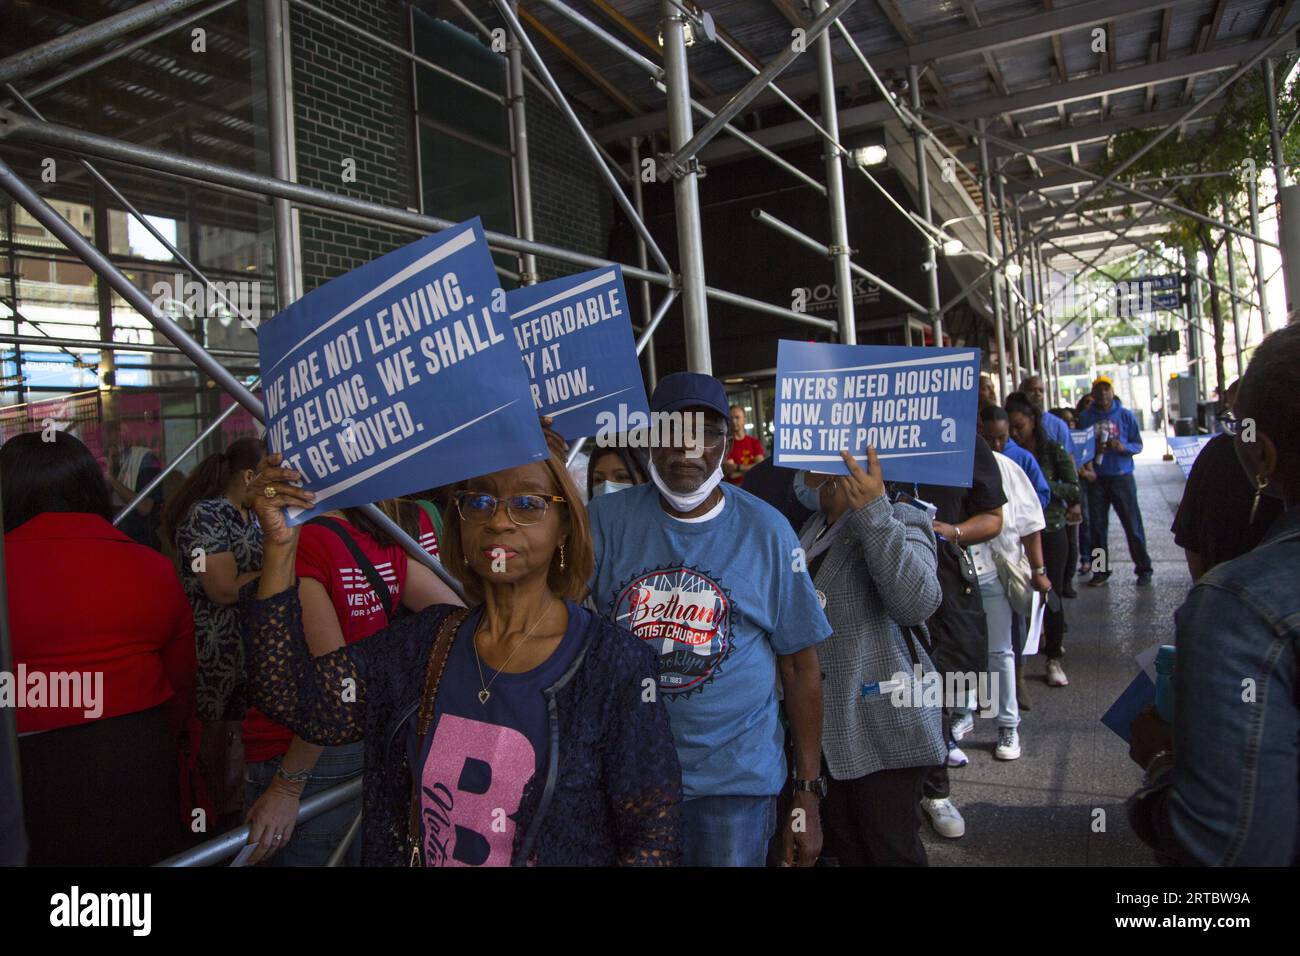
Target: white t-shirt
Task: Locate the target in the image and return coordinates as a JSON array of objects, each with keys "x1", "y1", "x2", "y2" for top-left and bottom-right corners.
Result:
[{"x1": 970, "y1": 451, "x2": 1047, "y2": 584}]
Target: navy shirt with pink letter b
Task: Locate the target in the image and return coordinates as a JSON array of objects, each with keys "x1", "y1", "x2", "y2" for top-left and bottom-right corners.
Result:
[{"x1": 408, "y1": 603, "x2": 584, "y2": 866}]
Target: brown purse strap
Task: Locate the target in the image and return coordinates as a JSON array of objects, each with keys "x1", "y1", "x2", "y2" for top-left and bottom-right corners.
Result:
[{"x1": 407, "y1": 605, "x2": 471, "y2": 866}]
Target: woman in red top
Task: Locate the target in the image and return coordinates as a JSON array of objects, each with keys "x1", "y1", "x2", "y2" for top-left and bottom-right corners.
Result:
[
  {"x1": 242, "y1": 499, "x2": 460, "y2": 865},
  {"x1": 2, "y1": 431, "x2": 196, "y2": 865}
]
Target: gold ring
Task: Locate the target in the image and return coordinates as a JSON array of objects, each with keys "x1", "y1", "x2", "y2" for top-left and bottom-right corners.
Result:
[{"x1": 264, "y1": 485, "x2": 277, "y2": 499}]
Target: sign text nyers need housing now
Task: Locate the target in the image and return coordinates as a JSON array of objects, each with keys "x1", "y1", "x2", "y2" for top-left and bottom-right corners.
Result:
[{"x1": 779, "y1": 364, "x2": 974, "y2": 452}]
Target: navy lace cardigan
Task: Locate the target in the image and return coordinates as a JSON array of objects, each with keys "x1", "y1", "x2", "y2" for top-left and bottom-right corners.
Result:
[{"x1": 240, "y1": 585, "x2": 682, "y2": 866}]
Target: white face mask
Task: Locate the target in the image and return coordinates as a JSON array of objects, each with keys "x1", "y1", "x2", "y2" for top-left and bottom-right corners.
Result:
[
  {"x1": 592, "y1": 480, "x2": 632, "y2": 498},
  {"x1": 648, "y1": 457, "x2": 724, "y2": 513}
]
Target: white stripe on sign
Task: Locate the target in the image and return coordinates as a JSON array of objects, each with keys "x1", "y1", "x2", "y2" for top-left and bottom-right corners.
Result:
[
  {"x1": 781, "y1": 450, "x2": 965, "y2": 462},
  {"x1": 265, "y1": 224, "x2": 477, "y2": 376},
  {"x1": 547, "y1": 385, "x2": 633, "y2": 419},
  {"x1": 286, "y1": 399, "x2": 529, "y2": 520},
  {"x1": 796, "y1": 351, "x2": 978, "y2": 375},
  {"x1": 509, "y1": 269, "x2": 617, "y2": 320}
]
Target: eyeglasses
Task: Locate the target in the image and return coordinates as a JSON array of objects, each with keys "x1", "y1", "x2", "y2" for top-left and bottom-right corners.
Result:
[
  {"x1": 676, "y1": 425, "x2": 727, "y2": 451},
  {"x1": 453, "y1": 491, "x2": 566, "y2": 526}
]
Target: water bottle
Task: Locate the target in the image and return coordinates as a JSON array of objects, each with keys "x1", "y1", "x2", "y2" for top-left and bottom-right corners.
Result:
[{"x1": 1154, "y1": 645, "x2": 1176, "y2": 723}]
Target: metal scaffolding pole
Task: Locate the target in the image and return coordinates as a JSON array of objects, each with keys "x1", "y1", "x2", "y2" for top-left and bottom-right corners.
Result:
[
  {"x1": 0, "y1": 155, "x2": 468, "y2": 603},
  {"x1": 1224, "y1": 200, "x2": 1244, "y2": 372},
  {"x1": 661, "y1": 0, "x2": 710, "y2": 372},
  {"x1": 265, "y1": 0, "x2": 298, "y2": 308},
  {"x1": 665, "y1": 0, "x2": 857, "y2": 170},
  {"x1": 0, "y1": 0, "x2": 207, "y2": 86},
  {"x1": 490, "y1": 0, "x2": 672, "y2": 277},
  {"x1": 910, "y1": 65, "x2": 942, "y2": 346},
  {"x1": 629, "y1": 136, "x2": 657, "y2": 390},
  {"x1": 997, "y1": 169, "x2": 1020, "y2": 382},
  {"x1": 978, "y1": 119, "x2": 1009, "y2": 400},
  {"x1": 752, "y1": 209, "x2": 926, "y2": 316},
  {"x1": 1249, "y1": 175, "x2": 1274, "y2": 335},
  {"x1": 1013, "y1": 201, "x2": 1034, "y2": 378},
  {"x1": 506, "y1": 1, "x2": 537, "y2": 286},
  {"x1": 1265, "y1": 56, "x2": 1293, "y2": 316},
  {"x1": 813, "y1": 0, "x2": 854, "y2": 345}
]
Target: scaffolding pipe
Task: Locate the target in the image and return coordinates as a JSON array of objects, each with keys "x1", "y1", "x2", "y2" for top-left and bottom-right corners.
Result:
[
  {"x1": 0, "y1": 0, "x2": 208, "y2": 86},
  {"x1": 630, "y1": 136, "x2": 657, "y2": 389},
  {"x1": 1225, "y1": 200, "x2": 1244, "y2": 371},
  {"x1": 506, "y1": 1, "x2": 537, "y2": 285},
  {"x1": 661, "y1": 0, "x2": 710, "y2": 371},
  {"x1": 265, "y1": 0, "x2": 297, "y2": 308},
  {"x1": 1249, "y1": 176, "x2": 1273, "y2": 335},
  {"x1": 813, "y1": 0, "x2": 855, "y2": 344},
  {"x1": 909, "y1": 66, "x2": 942, "y2": 346},
  {"x1": 978, "y1": 119, "x2": 1009, "y2": 400},
  {"x1": 752, "y1": 209, "x2": 925, "y2": 316},
  {"x1": 997, "y1": 169, "x2": 1020, "y2": 381},
  {"x1": 665, "y1": 0, "x2": 857, "y2": 170},
  {"x1": 533, "y1": 0, "x2": 663, "y2": 80},
  {"x1": 0, "y1": 155, "x2": 468, "y2": 603},
  {"x1": 489, "y1": 0, "x2": 672, "y2": 277}
]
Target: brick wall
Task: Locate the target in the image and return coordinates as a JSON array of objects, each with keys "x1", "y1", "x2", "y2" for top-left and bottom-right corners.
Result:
[
  {"x1": 289, "y1": 1, "x2": 611, "y2": 289},
  {"x1": 524, "y1": 93, "x2": 614, "y2": 282},
  {"x1": 289, "y1": 0, "x2": 414, "y2": 291}
]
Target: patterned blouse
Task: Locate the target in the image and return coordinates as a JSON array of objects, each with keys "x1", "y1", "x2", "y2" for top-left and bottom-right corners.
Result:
[{"x1": 176, "y1": 497, "x2": 263, "y2": 720}]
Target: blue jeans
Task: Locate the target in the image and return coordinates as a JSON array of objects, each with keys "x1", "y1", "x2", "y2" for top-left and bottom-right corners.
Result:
[
  {"x1": 1087, "y1": 472, "x2": 1152, "y2": 576},
  {"x1": 244, "y1": 741, "x2": 363, "y2": 867},
  {"x1": 681, "y1": 795, "x2": 778, "y2": 867}
]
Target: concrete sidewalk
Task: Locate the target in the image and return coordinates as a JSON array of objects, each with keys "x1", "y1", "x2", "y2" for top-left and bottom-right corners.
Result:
[{"x1": 924, "y1": 433, "x2": 1188, "y2": 866}]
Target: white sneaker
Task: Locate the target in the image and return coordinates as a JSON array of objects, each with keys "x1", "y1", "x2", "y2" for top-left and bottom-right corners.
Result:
[
  {"x1": 995, "y1": 726, "x2": 1022, "y2": 760},
  {"x1": 1046, "y1": 659, "x2": 1069, "y2": 687},
  {"x1": 920, "y1": 797, "x2": 966, "y2": 838},
  {"x1": 950, "y1": 712, "x2": 975, "y2": 741},
  {"x1": 947, "y1": 742, "x2": 969, "y2": 768}
]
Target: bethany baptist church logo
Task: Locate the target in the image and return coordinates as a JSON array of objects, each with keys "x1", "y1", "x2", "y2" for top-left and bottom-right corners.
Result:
[{"x1": 611, "y1": 566, "x2": 732, "y2": 697}]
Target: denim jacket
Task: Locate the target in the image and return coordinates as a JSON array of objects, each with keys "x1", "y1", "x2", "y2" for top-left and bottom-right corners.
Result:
[{"x1": 1128, "y1": 506, "x2": 1300, "y2": 865}]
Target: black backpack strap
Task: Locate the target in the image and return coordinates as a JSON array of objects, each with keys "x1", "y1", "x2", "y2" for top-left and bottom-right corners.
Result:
[{"x1": 307, "y1": 516, "x2": 394, "y2": 621}]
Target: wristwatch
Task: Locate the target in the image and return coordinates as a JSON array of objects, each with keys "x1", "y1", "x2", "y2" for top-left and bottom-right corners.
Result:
[
  {"x1": 1033, "y1": 566, "x2": 1047, "y2": 575},
  {"x1": 792, "y1": 776, "x2": 828, "y2": 798}
]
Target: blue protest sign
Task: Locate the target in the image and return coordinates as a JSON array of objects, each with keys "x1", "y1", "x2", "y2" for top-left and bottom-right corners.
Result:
[
  {"x1": 1167, "y1": 434, "x2": 1214, "y2": 479},
  {"x1": 773, "y1": 340, "x2": 981, "y2": 486},
  {"x1": 257, "y1": 218, "x2": 547, "y2": 524},
  {"x1": 505, "y1": 265, "x2": 649, "y2": 441},
  {"x1": 1067, "y1": 428, "x2": 1096, "y2": 467}
]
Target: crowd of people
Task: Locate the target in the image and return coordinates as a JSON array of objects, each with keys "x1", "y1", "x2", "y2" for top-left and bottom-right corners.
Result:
[{"x1": 2, "y1": 323, "x2": 1297, "y2": 866}]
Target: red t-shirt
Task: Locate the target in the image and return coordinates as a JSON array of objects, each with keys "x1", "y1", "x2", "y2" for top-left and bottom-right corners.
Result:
[
  {"x1": 726, "y1": 434, "x2": 765, "y2": 484},
  {"x1": 242, "y1": 511, "x2": 440, "y2": 762},
  {"x1": 5, "y1": 512, "x2": 196, "y2": 735}
]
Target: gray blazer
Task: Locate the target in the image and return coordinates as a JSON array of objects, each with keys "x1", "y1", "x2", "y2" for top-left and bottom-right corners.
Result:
[{"x1": 803, "y1": 495, "x2": 947, "y2": 780}]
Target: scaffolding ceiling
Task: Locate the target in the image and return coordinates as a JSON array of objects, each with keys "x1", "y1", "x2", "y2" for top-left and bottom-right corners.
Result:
[{"x1": 2, "y1": 0, "x2": 1296, "y2": 272}]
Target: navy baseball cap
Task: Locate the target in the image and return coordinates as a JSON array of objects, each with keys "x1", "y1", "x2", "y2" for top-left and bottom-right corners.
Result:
[{"x1": 650, "y1": 372, "x2": 730, "y2": 419}]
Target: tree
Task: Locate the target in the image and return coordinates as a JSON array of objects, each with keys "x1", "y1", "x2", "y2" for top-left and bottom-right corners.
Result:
[{"x1": 1101, "y1": 64, "x2": 1299, "y2": 400}]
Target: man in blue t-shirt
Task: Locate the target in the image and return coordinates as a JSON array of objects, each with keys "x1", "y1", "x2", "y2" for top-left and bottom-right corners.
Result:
[
  {"x1": 1078, "y1": 376, "x2": 1153, "y2": 587},
  {"x1": 587, "y1": 373, "x2": 831, "y2": 867}
]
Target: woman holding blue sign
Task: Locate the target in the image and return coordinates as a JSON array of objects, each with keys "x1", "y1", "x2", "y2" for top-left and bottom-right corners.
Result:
[{"x1": 239, "y1": 450, "x2": 682, "y2": 866}]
